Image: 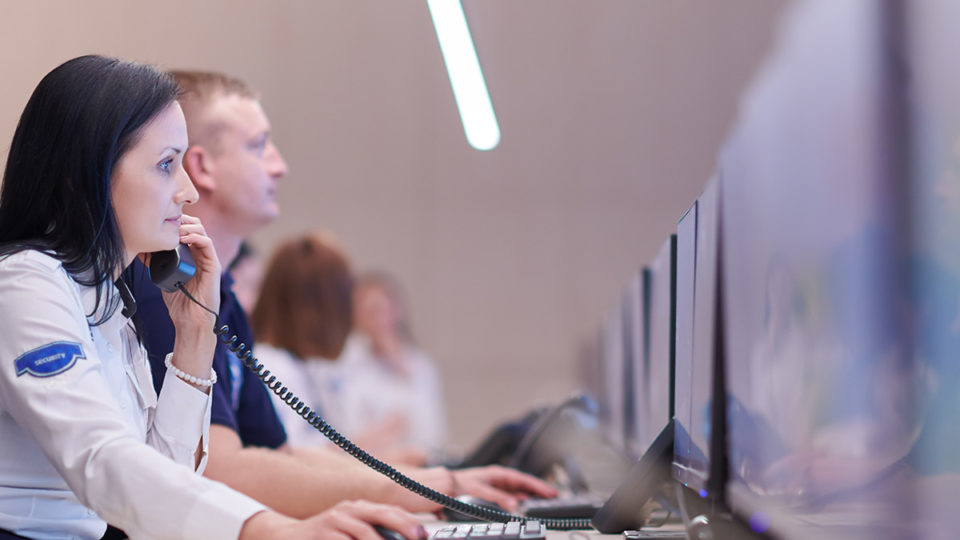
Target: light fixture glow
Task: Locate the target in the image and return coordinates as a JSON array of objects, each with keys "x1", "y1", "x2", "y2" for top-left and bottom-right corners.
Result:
[{"x1": 427, "y1": 0, "x2": 500, "y2": 151}]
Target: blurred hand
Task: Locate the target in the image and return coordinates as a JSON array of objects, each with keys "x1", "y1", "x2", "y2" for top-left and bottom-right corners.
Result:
[
  {"x1": 242, "y1": 501, "x2": 426, "y2": 540},
  {"x1": 453, "y1": 466, "x2": 558, "y2": 512}
]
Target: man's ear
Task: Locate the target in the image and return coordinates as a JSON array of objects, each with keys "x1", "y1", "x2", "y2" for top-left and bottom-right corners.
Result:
[{"x1": 182, "y1": 145, "x2": 215, "y2": 192}]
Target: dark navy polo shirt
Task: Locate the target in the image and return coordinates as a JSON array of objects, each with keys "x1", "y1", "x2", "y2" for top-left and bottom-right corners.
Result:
[{"x1": 127, "y1": 263, "x2": 287, "y2": 449}]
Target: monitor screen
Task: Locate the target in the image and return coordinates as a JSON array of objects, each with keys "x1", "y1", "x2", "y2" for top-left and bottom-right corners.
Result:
[
  {"x1": 600, "y1": 302, "x2": 626, "y2": 450},
  {"x1": 624, "y1": 270, "x2": 649, "y2": 457},
  {"x1": 690, "y1": 173, "x2": 721, "y2": 494},
  {"x1": 578, "y1": 331, "x2": 605, "y2": 410},
  {"x1": 721, "y1": 0, "x2": 916, "y2": 536},
  {"x1": 672, "y1": 174, "x2": 721, "y2": 496},
  {"x1": 906, "y1": 1, "x2": 960, "y2": 536},
  {"x1": 672, "y1": 199, "x2": 702, "y2": 490},
  {"x1": 642, "y1": 236, "x2": 675, "y2": 453}
]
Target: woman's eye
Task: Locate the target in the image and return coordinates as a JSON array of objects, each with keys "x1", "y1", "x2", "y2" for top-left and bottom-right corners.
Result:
[{"x1": 158, "y1": 159, "x2": 173, "y2": 173}]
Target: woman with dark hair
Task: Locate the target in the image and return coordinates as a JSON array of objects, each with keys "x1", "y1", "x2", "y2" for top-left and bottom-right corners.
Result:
[{"x1": 0, "y1": 56, "x2": 422, "y2": 540}]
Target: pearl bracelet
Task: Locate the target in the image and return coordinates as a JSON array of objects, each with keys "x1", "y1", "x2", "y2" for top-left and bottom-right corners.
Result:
[{"x1": 164, "y1": 353, "x2": 217, "y2": 388}]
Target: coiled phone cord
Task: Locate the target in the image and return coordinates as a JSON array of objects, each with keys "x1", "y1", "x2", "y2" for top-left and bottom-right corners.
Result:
[{"x1": 178, "y1": 284, "x2": 591, "y2": 530}]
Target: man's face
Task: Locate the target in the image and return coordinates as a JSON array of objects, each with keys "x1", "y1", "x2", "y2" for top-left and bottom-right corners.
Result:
[{"x1": 204, "y1": 95, "x2": 288, "y2": 235}]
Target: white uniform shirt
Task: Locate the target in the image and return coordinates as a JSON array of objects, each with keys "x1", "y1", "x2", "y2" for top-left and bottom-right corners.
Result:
[
  {"x1": 255, "y1": 343, "x2": 347, "y2": 448},
  {"x1": 339, "y1": 334, "x2": 446, "y2": 453},
  {"x1": 257, "y1": 334, "x2": 446, "y2": 454},
  {"x1": 0, "y1": 250, "x2": 265, "y2": 540}
]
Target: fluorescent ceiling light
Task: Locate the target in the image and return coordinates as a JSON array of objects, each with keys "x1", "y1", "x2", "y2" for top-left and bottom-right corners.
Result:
[{"x1": 428, "y1": 0, "x2": 500, "y2": 151}]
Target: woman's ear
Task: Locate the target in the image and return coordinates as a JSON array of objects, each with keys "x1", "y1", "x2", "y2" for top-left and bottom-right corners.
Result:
[{"x1": 182, "y1": 145, "x2": 215, "y2": 193}]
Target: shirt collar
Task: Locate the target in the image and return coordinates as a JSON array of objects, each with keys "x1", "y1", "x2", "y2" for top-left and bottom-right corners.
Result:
[{"x1": 77, "y1": 274, "x2": 131, "y2": 335}]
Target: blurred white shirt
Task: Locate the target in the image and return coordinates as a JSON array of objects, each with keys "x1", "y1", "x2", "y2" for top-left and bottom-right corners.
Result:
[{"x1": 257, "y1": 333, "x2": 446, "y2": 455}]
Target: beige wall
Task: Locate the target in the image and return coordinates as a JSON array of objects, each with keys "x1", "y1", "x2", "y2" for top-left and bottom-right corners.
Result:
[{"x1": 0, "y1": 0, "x2": 786, "y2": 452}]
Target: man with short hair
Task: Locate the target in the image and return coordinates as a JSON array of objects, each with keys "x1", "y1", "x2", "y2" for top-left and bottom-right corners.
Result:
[{"x1": 131, "y1": 70, "x2": 555, "y2": 519}]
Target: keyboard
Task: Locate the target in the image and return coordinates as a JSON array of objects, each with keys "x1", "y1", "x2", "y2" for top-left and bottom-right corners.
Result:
[
  {"x1": 520, "y1": 494, "x2": 606, "y2": 519},
  {"x1": 431, "y1": 521, "x2": 545, "y2": 539}
]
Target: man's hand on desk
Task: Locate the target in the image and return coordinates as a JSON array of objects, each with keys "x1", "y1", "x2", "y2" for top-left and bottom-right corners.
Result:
[{"x1": 452, "y1": 465, "x2": 558, "y2": 512}]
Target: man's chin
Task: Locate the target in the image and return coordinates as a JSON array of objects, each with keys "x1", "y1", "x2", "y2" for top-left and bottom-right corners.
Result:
[{"x1": 260, "y1": 207, "x2": 280, "y2": 225}]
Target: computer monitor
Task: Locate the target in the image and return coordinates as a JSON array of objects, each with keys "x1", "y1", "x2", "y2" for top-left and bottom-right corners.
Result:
[
  {"x1": 672, "y1": 197, "x2": 702, "y2": 491},
  {"x1": 691, "y1": 173, "x2": 721, "y2": 495},
  {"x1": 591, "y1": 256, "x2": 677, "y2": 533},
  {"x1": 624, "y1": 270, "x2": 649, "y2": 457},
  {"x1": 578, "y1": 330, "x2": 605, "y2": 412},
  {"x1": 673, "y1": 173, "x2": 722, "y2": 498},
  {"x1": 646, "y1": 235, "x2": 676, "y2": 447},
  {"x1": 600, "y1": 302, "x2": 626, "y2": 450},
  {"x1": 901, "y1": 1, "x2": 960, "y2": 537},
  {"x1": 721, "y1": 0, "x2": 916, "y2": 537}
]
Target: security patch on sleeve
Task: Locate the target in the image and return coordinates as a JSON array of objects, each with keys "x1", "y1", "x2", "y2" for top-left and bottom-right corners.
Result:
[{"x1": 14, "y1": 342, "x2": 86, "y2": 378}]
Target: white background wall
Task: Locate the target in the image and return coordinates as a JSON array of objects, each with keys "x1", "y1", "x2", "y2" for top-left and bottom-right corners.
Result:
[{"x1": 0, "y1": 0, "x2": 786, "y2": 452}]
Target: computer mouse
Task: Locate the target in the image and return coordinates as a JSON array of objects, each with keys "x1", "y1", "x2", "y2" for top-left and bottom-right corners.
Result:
[
  {"x1": 374, "y1": 525, "x2": 408, "y2": 540},
  {"x1": 441, "y1": 494, "x2": 507, "y2": 522}
]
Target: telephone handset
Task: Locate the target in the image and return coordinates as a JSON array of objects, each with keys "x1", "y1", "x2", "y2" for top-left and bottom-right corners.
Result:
[
  {"x1": 147, "y1": 246, "x2": 589, "y2": 531},
  {"x1": 148, "y1": 245, "x2": 196, "y2": 293}
]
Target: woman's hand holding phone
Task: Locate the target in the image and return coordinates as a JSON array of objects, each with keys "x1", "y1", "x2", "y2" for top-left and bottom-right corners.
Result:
[
  {"x1": 148, "y1": 213, "x2": 221, "y2": 391},
  {"x1": 162, "y1": 214, "x2": 222, "y2": 319}
]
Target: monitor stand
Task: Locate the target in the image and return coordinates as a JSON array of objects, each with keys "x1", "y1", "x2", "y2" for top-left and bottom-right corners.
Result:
[{"x1": 591, "y1": 421, "x2": 677, "y2": 533}]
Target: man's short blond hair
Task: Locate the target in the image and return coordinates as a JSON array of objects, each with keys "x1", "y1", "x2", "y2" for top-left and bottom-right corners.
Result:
[{"x1": 169, "y1": 70, "x2": 259, "y2": 150}]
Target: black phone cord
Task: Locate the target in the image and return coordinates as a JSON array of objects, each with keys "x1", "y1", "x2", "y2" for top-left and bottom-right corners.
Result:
[{"x1": 177, "y1": 284, "x2": 591, "y2": 530}]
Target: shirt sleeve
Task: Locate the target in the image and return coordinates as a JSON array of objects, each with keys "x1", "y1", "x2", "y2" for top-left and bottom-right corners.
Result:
[
  {"x1": 0, "y1": 254, "x2": 264, "y2": 539},
  {"x1": 222, "y1": 290, "x2": 288, "y2": 449},
  {"x1": 256, "y1": 344, "x2": 324, "y2": 447},
  {"x1": 151, "y1": 368, "x2": 215, "y2": 472},
  {"x1": 234, "y1": 353, "x2": 289, "y2": 448}
]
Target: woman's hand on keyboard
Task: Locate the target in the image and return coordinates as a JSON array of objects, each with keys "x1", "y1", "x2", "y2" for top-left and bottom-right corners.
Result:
[{"x1": 240, "y1": 501, "x2": 427, "y2": 540}]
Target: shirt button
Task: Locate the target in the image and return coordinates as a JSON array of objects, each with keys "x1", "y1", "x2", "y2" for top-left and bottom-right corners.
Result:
[{"x1": 106, "y1": 343, "x2": 114, "y2": 352}]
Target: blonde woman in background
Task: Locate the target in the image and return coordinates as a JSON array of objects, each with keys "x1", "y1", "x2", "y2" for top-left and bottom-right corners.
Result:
[{"x1": 341, "y1": 272, "x2": 447, "y2": 465}]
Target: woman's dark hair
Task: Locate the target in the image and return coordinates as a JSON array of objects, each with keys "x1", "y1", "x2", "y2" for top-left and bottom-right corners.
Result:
[{"x1": 0, "y1": 55, "x2": 180, "y2": 323}]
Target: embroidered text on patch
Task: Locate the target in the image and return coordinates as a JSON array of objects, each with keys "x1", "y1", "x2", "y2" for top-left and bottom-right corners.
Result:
[{"x1": 14, "y1": 342, "x2": 86, "y2": 378}]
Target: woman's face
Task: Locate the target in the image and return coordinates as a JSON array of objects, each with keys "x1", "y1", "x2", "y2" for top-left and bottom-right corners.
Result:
[
  {"x1": 354, "y1": 284, "x2": 399, "y2": 338},
  {"x1": 111, "y1": 102, "x2": 196, "y2": 263}
]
